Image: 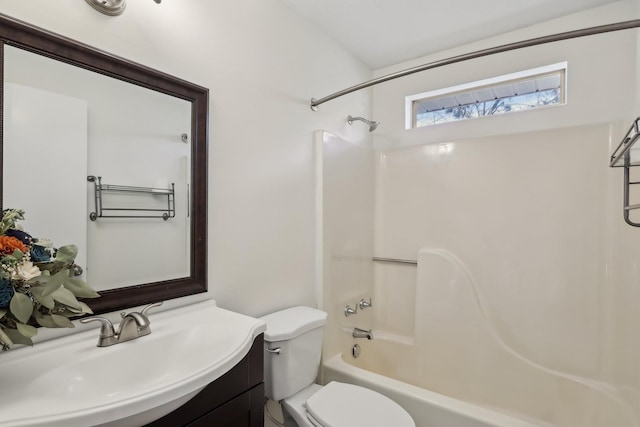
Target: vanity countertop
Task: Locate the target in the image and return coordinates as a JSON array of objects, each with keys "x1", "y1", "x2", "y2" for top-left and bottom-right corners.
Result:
[{"x1": 0, "y1": 299, "x2": 266, "y2": 427}]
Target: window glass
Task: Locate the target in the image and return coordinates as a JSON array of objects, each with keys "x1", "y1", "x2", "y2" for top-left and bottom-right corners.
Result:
[{"x1": 406, "y1": 63, "x2": 567, "y2": 128}]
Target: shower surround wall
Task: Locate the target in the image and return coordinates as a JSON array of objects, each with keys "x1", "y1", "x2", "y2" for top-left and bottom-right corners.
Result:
[
  {"x1": 318, "y1": 122, "x2": 640, "y2": 425},
  {"x1": 315, "y1": 131, "x2": 375, "y2": 360},
  {"x1": 371, "y1": 123, "x2": 638, "y2": 425}
]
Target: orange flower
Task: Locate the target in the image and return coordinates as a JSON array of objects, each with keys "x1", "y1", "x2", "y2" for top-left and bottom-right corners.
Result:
[{"x1": 0, "y1": 236, "x2": 27, "y2": 256}]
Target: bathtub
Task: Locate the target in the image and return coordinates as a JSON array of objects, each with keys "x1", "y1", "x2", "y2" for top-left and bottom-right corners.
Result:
[
  {"x1": 318, "y1": 248, "x2": 638, "y2": 426},
  {"x1": 322, "y1": 335, "x2": 638, "y2": 427},
  {"x1": 323, "y1": 351, "x2": 545, "y2": 427}
]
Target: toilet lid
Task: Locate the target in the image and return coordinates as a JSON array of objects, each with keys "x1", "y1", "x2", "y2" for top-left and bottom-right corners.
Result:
[{"x1": 304, "y1": 381, "x2": 415, "y2": 427}]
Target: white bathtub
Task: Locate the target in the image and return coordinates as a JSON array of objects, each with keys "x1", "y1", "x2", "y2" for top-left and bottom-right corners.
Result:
[
  {"x1": 323, "y1": 352, "x2": 545, "y2": 427},
  {"x1": 323, "y1": 337, "x2": 638, "y2": 427}
]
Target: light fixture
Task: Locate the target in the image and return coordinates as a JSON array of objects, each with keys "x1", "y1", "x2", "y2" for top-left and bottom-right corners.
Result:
[{"x1": 85, "y1": 0, "x2": 161, "y2": 17}]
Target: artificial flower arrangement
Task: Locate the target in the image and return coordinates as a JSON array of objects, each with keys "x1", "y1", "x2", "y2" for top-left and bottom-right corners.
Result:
[{"x1": 0, "y1": 209, "x2": 99, "y2": 350}]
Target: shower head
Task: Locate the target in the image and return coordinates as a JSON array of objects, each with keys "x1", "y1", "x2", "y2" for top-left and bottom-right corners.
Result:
[{"x1": 348, "y1": 115, "x2": 380, "y2": 132}]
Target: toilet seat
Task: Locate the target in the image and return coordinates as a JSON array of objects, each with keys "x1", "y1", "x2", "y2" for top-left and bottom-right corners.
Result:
[{"x1": 304, "y1": 381, "x2": 415, "y2": 427}]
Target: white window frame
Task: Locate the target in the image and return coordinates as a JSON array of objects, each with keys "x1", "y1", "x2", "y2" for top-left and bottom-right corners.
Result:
[{"x1": 404, "y1": 62, "x2": 568, "y2": 129}]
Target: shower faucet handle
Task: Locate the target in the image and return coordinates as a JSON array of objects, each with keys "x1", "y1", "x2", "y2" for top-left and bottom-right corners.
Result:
[
  {"x1": 344, "y1": 305, "x2": 357, "y2": 317},
  {"x1": 358, "y1": 298, "x2": 372, "y2": 310}
]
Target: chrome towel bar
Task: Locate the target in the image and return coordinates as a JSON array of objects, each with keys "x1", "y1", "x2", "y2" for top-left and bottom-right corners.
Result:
[{"x1": 372, "y1": 257, "x2": 417, "y2": 265}]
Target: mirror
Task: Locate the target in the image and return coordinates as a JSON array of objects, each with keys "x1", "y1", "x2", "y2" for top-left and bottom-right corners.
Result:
[{"x1": 0, "y1": 14, "x2": 208, "y2": 315}]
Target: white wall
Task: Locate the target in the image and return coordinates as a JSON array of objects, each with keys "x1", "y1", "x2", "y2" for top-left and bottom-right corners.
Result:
[
  {"x1": 372, "y1": 0, "x2": 639, "y2": 148},
  {"x1": 0, "y1": 1, "x2": 373, "y2": 320}
]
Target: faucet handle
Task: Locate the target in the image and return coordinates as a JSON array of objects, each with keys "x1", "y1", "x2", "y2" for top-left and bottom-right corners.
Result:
[
  {"x1": 80, "y1": 316, "x2": 115, "y2": 336},
  {"x1": 358, "y1": 298, "x2": 372, "y2": 310},
  {"x1": 141, "y1": 301, "x2": 163, "y2": 318},
  {"x1": 80, "y1": 317, "x2": 117, "y2": 347},
  {"x1": 344, "y1": 305, "x2": 357, "y2": 317}
]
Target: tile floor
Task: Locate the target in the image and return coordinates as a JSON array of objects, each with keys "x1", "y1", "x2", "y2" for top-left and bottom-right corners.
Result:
[{"x1": 264, "y1": 400, "x2": 284, "y2": 427}]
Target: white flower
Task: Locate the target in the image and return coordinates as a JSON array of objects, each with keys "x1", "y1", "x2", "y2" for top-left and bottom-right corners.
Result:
[{"x1": 11, "y1": 260, "x2": 41, "y2": 281}]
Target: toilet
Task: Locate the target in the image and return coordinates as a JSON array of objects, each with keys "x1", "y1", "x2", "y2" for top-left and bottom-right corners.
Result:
[{"x1": 261, "y1": 306, "x2": 415, "y2": 427}]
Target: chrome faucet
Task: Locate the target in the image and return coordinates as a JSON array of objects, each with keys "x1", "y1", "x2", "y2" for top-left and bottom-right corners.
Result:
[
  {"x1": 80, "y1": 302, "x2": 163, "y2": 347},
  {"x1": 352, "y1": 327, "x2": 373, "y2": 340}
]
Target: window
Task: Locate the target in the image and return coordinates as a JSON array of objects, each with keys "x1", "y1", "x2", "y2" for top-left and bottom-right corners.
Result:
[{"x1": 405, "y1": 62, "x2": 567, "y2": 129}]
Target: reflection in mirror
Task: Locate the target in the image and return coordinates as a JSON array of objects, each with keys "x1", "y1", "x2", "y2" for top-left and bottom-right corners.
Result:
[
  {"x1": 0, "y1": 13, "x2": 208, "y2": 315},
  {"x1": 4, "y1": 46, "x2": 192, "y2": 292}
]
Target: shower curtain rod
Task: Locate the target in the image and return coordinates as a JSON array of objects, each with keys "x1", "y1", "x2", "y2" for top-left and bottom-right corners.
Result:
[{"x1": 310, "y1": 18, "x2": 640, "y2": 110}]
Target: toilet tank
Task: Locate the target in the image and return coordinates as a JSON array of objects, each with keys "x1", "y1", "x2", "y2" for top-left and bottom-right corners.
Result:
[{"x1": 260, "y1": 306, "x2": 327, "y2": 401}]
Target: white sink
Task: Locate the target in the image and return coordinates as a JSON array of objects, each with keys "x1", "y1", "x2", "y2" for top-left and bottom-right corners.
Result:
[{"x1": 0, "y1": 299, "x2": 266, "y2": 427}]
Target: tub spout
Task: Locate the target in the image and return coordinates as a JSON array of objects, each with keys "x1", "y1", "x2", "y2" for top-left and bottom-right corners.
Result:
[{"x1": 353, "y1": 327, "x2": 373, "y2": 340}]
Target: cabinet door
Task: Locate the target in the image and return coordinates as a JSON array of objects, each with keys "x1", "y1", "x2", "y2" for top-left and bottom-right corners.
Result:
[
  {"x1": 144, "y1": 334, "x2": 264, "y2": 427},
  {"x1": 188, "y1": 384, "x2": 264, "y2": 427}
]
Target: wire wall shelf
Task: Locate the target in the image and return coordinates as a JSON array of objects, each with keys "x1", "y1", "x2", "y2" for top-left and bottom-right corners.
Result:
[
  {"x1": 87, "y1": 175, "x2": 175, "y2": 221},
  {"x1": 610, "y1": 118, "x2": 640, "y2": 227}
]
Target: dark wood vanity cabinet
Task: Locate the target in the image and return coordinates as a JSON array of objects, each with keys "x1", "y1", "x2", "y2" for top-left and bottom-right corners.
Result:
[{"x1": 146, "y1": 334, "x2": 264, "y2": 427}]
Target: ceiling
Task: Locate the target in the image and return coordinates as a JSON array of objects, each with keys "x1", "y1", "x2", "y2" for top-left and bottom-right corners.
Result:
[{"x1": 278, "y1": 0, "x2": 622, "y2": 69}]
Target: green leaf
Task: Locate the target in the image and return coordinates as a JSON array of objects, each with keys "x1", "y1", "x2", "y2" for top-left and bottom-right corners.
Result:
[
  {"x1": 30, "y1": 286, "x2": 56, "y2": 309},
  {"x1": 50, "y1": 287, "x2": 82, "y2": 310},
  {"x1": 63, "y1": 301, "x2": 94, "y2": 316},
  {"x1": 51, "y1": 314, "x2": 74, "y2": 328},
  {"x1": 34, "y1": 313, "x2": 58, "y2": 328},
  {"x1": 12, "y1": 249, "x2": 24, "y2": 260},
  {"x1": 77, "y1": 301, "x2": 94, "y2": 315},
  {"x1": 0, "y1": 328, "x2": 14, "y2": 347},
  {"x1": 64, "y1": 278, "x2": 100, "y2": 298},
  {"x1": 4, "y1": 329, "x2": 33, "y2": 346},
  {"x1": 55, "y1": 245, "x2": 78, "y2": 263},
  {"x1": 41, "y1": 269, "x2": 67, "y2": 296},
  {"x1": 2, "y1": 254, "x2": 17, "y2": 264},
  {"x1": 16, "y1": 323, "x2": 37, "y2": 338},
  {"x1": 9, "y1": 293, "x2": 33, "y2": 324},
  {"x1": 32, "y1": 262, "x2": 54, "y2": 274},
  {"x1": 55, "y1": 309, "x2": 76, "y2": 318}
]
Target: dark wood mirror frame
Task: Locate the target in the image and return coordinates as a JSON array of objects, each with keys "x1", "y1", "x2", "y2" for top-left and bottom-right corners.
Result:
[{"x1": 0, "y1": 14, "x2": 208, "y2": 314}]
